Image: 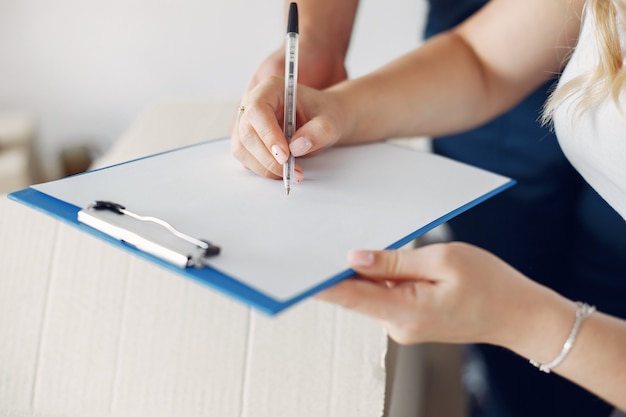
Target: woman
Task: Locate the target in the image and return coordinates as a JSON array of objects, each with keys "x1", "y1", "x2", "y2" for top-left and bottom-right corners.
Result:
[{"x1": 232, "y1": 0, "x2": 626, "y2": 409}]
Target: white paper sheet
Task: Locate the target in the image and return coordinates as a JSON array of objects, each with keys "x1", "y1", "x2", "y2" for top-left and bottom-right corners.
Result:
[{"x1": 31, "y1": 139, "x2": 513, "y2": 304}]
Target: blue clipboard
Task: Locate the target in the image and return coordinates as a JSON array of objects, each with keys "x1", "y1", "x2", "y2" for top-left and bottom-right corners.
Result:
[{"x1": 8, "y1": 138, "x2": 515, "y2": 315}]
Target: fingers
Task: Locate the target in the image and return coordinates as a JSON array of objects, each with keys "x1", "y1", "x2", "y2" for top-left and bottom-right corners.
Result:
[
  {"x1": 232, "y1": 77, "x2": 293, "y2": 179},
  {"x1": 232, "y1": 77, "x2": 343, "y2": 180},
  {"x1": 235, "y1": 108, "x2": 287, "y2": 178},
  {"x1": 315, "y1": 248, "x2": 439, "y2": 322},
  {"x1": 315, "y1": 278, "x2": 418, "y2": 323}
]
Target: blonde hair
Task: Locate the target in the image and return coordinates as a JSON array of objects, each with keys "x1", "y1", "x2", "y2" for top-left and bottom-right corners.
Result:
[{"x1": 542, "y1": 0, "x2": 626, "y2": 123}]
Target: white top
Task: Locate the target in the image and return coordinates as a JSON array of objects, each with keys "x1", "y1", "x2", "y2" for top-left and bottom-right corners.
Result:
[{"x1": 553, "y1": 5, "x2": 626, "y2": 220}]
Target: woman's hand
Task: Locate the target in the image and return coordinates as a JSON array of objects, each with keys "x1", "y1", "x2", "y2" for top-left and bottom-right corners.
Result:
[
  {"x1": 231, "y1": 76, "x2": 347, "y2": 180},
  {"x1": 231, "y1": 33, "x2": 350, "y2": 182},
  {"x1": 316, "y1": 242, "x2": 563, "y2": 348},
  {"x1": 318, "y1": 242, "x2": 626, "y2": 410}
]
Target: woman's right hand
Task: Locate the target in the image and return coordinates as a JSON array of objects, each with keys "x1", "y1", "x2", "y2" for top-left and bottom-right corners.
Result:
[
  {"x1": 231, "y1": 76, "x2": 348, "y2": 180},
  {"x1": 231, "y1": 30, "x2": 350, "y2": 181}
]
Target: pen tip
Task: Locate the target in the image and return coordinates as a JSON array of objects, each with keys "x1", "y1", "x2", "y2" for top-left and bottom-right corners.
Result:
[{"x1": 286, "y1": 187, "x2": 291, "y2": 196}]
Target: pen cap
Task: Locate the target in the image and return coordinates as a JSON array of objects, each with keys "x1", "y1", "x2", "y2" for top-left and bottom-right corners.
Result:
[{"x1": 287, "y1": 2, "x2": 298, "y2": 34}]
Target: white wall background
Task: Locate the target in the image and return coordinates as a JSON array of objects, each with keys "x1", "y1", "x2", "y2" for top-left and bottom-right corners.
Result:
[{"x1": 0, "y1": 0, "x2": 426, "y2": 178}]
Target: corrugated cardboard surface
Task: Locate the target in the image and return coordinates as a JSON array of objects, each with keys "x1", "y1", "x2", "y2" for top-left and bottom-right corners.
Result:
[{"x1": 0, "y1": 100, "x2": 387, "y2": 417}]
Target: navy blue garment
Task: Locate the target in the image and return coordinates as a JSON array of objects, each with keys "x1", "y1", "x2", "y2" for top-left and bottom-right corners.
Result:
[{"x1": 425, "y1": 2, "x2": 626, "y2": 416}]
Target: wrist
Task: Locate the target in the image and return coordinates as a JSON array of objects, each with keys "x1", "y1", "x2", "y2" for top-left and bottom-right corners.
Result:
[
  {"x1": 299, "y1": 32, "x2": 349, "y2": 61},
  {"x1": 295, "y1": 0, "x2": 358, "y2": 58},
  {"x1": 502, "y1": 286, "x2": 579, "y2": 366},
  {"x1": 529, "y1": 302, "x2": 596, "y2": 373},
  {"x1": 326, "y1": 82, "x2": 370, "y2": 146}
]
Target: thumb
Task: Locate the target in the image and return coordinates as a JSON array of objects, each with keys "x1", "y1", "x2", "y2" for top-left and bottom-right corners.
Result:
[
  {"x1": 290, "y1": 118, "x2": 339, "y2": 157},
  {"x1": 348, "y1": 249, "x2": 437, "y2": 283},
  {"x1": 289, "y1": 89, "x2": 341, "y2": 157}
]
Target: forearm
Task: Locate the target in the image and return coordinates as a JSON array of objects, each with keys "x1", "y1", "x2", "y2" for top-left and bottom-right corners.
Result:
[
  {"x1": 330, "y1": 32, "x2": 514, "y2": 144},
  {"x1": 285, "y1": 0, "x2": 358, "y2": 59},
  {"x1": 501, "y1": 287, "x2": 626, "y2": 411},
  {"x1": 328, "y1": 0, "x2": 583, "y2": 145}
]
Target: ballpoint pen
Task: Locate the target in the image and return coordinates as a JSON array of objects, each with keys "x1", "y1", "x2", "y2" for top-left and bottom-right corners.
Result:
[{"x1": 283, "y1": 2, "x2": 299, "y2": 195}]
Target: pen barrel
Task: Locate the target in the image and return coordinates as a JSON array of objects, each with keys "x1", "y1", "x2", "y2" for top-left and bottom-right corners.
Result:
[
  {"x1": 283, "y1": 154, "x2": 295, "y2": 187},
  {"x1": 283, "y1": 32, "x2": 299, "y2": 142}
]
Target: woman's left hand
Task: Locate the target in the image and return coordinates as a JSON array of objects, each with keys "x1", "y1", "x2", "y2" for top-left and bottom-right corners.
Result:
[{"x1": 316, "y1": 242, "x2": 557, "y2": 348}]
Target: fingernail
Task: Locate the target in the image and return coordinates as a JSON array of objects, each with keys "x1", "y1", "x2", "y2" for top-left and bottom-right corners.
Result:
[
  {"x1": 271, "y1": 145, "x2": 288, "y2": 164},
  {"x1": 348, "y1": 250, "x2": 375, "y2": 267},
  {"x1": 293, "y1": 170, "x2": 304, "y2": 184},
  {"x1": 289, "y1": 136, "x2": 313, "y2": 156}
]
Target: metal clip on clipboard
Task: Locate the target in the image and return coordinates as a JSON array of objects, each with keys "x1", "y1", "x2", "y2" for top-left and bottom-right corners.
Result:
[{"x1": 77, "y1": 201, "x2": 220, "y2": 268}]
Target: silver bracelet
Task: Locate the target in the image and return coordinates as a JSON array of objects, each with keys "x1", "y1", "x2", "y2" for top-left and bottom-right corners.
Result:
[{"x1": 529, "y1": 302, "x2": 596, "y2": 374}]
